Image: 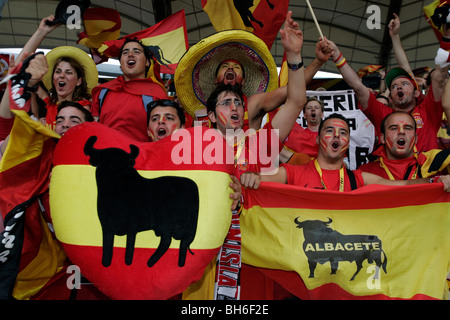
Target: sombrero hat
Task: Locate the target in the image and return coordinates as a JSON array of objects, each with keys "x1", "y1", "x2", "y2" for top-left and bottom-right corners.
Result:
[
  {"x1": 175, "y1": 30, "x2": 278, "y2": 117},
  {"x1": 43, "y1": 46, "x2": 98, "y2": 93}
]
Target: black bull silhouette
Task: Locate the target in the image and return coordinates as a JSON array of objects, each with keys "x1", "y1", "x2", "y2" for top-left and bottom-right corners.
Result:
[
  {"x1": 84, "y1": 136, "x2": 199, "y2": 268},
  {"x1": 294, "y1": 217, "x2": 387, "y2": 281}
]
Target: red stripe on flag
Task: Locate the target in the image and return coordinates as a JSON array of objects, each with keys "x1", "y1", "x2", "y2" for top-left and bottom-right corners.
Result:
[
  {"x1": 62, "y1": 244, "x2": 218, "y2": 300},
  {"x1": 244, "y1": 182, "x2": 450, "y2": 210}
]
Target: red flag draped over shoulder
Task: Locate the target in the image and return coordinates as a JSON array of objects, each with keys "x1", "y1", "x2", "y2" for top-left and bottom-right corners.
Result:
[
  {"x1": 77, "y1": 7, "x2": 122, "y2": 64},
  {"x1": 98, "y1": 10, "x2": 189, "y2": 75},
  {"x1": 240, "y1": 182, "x2": 450, "y2": 300},
  {"x1": 202, "y1": 0, "x2": 289, "y2": 49}
]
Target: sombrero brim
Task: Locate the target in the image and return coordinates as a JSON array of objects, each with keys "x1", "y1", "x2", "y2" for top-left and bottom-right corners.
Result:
[
  {"x1": 42, "y1": 46, "x2": 98, "y2": 93},
  {"x1": 175, "y1": 30, "x2": 278, "y2": 117}
]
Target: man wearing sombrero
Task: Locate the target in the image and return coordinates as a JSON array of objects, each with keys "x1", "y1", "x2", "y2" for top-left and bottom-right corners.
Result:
[
  {"x1": 175, "y1": 17, "x2": 330, "y2": 132},
  {"x1": 323, "y1": 35, "x2": 449, "y2": 153},
  {"x1": 180, "y1": 10, "x2": 308, "y2": 301}
]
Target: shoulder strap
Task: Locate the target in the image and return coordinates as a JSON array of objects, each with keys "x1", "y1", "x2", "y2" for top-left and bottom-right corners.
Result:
[
  {"x1": 141, "y1": 95, "x2": 154, "y2": 113},
  {"x1": 98, "y1": 88, "x2": 109, "y2": 115},
  {"x1": 346, "y1": 168, "x2": 358, "y2": 191}
]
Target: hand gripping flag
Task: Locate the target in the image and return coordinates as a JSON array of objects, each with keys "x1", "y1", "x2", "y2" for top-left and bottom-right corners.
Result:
[
  {"x1": 240, "y1": 182, "x2": 450, "y2": 300},
  {"x1": 50, "y1": 123, "x2": 236, "y2": 300},
  {"x1": 98, "y1": 9, "x2": 188, "y2": 74},
  {"x1": 0, "y1": 55, "x2": 65, "y2": 300},
  {"x1": 202, "y1": 0, "x2": 289, "y2": 49}
]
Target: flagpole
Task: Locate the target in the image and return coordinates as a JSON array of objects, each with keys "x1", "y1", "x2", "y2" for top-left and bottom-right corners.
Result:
[{"x1": 305, "y1": 0, "x2": 325, "y2": 40}]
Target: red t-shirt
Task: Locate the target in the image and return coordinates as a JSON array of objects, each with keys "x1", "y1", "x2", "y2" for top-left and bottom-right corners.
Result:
[
  {"x1": 234, "y1": 122, "x2": 284, "y2": 178},
  {"x1": 284, "y1": 122, "x2": 318, "y2": 157},
  {"x1": 91, "y1": 76, "x2": 169, "y2": 142},
  {"x1": 282, "y1": 161, "x2": 365, "y2": 191},
  {"x1": 361, "y1": 89, "x2": 442, "y2": 152}
]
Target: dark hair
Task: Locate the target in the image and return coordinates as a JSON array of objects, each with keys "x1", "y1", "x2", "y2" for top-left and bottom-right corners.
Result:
[
  {"x1": 380, "y1": 111, "x2": 416, "y2": 135},
  {"x1": 206, "y1": 84, "x2": 245, "y2": 129},
  {"x1": 57, "y1": 101, "x2": 94, "y2": 122},
  {"x1": 318, "y1": 113, "x2": 350, "y2": 134},
  {"x1": 147, "y1": 99, "x2": 185, "y2": 126},
  {"x1": 49, "y1": 57, "x2": 91, "y2": 104}
]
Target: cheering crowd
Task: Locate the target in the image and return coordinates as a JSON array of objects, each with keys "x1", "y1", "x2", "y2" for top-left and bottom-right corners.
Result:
[{"x1": 0, "y1": 7, "x2": 449, "y2": 300}]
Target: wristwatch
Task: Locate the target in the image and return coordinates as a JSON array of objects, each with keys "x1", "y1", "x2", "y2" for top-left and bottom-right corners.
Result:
[{"x1": 287, "y1": 61, "x2": 304, "y2": 70}]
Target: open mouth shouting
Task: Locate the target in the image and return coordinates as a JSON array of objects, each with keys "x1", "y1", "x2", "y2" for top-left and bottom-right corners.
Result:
[
  {"x1": 58, "y1": 81, "x2": 67, "y2": 89},
  {"x1": 331, "y1": 140, "x2": 340, "y2": 152},
  {"x1": 127, "y1": 59, "x2": 136, "y2": 68},
  {"x1": 156, "y1": 126, "x2": 168, "y2": 139},
  {"x1": 224, "y1": 69, "x2": 236, "y2": 82},
  {"x1": 230, "y1": 113, "x2": 241, "y2": 126}
]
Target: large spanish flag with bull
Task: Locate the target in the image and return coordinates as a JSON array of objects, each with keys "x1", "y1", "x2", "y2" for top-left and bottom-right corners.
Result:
[
  {"x1": 241, "y1": 182, "x2": 450, "y2": 300},
  {"x1": 50, "y1": 123, "x2": 235, "y2": 300}
]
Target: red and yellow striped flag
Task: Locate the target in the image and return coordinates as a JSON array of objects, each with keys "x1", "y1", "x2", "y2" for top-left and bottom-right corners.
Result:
[
  {"x1": 0, "y1": 65, "x2": 65, "y2": 299},
  {"x1": 241, "y1": 182, "x2": 450, "y2": 300},
  {"x1": 98, "y1": 10, "x2": 189, "y2": 74},
  {"x1": 357, "y1": 65, "x2": 383, "y2": 78},
  {"x1": 77, "y1": 7, "x2": 122, "y2": 64},
  {"x1": 201, "y1": 0, "x2": 289, "y2": 50},
  {"x1": 50, "y1": 123, "x2": 236, "y2": 300}
]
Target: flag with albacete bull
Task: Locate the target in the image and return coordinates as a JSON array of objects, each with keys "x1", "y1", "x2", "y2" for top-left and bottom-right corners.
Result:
[{"x1": 240, "y1": 182, "x2": 450, "y2": 300}]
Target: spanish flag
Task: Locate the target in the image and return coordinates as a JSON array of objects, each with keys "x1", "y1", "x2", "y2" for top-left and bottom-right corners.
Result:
[
  {"x1": 0, "y1": 62, "x2": 65, "y2": 299},
  {"x1": 241, "y1": 182, "x2": 450, "y2": 300},
  {"x1": 202, "y1": 0, "x2": 289, "y2": 49},
  {"x1": 98, "y1": 9, "x2": 189, "y2": 74},
  {"x1": 50, "y1": 123, "x2": 236, "y2": 300},
  {"x1": 357, "y1": 65, "x2": 383, "y2": 78},
  {"x1": 77, "y1": 7, "x2": 122, "y2": 64},
  {"x1": 278, "y1": 52, "x2": 287, "y2": 87},
  {"x1": 423, "y1": 0, "x2": 449, "y2": 40}
]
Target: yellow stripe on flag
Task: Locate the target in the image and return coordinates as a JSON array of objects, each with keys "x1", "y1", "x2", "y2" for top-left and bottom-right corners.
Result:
[
  {"x1": 0, "y1": 110, "x2": 59, "y2": 172},
  {"x1": 203, "y1": 0, "x2": 255, "y2": 32},
  {"x1": 50, "y1": 166, "x2": 233, "y2": 250},
  {"x1": 140, "y1": 27, "x2": 187, "y2": 66}
]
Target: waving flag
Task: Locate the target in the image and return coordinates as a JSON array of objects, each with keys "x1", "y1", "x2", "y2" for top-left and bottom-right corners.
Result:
[
  {"x1": 77, "y1": 7, "x2": 122, "y2": 64},
  {"x1": 0, "y1": 60, "x2": 65, "y2": 299},
  {"x1": 98, "y1": 10, "x2": 189, "y2": 74},
  {"x1": 201, "y1": 0, "x2": 289, "y2": 49},
  {"x1": 241, "y1": 182, "x2": 450, "y2": 300}
]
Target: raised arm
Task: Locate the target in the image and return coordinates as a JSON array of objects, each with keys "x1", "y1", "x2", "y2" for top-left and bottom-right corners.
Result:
[
  {"x1": 16, "y1": 15, "x2": 61, "y2": 62},
  {"x1": 324, "y1": 38, "x2": 371, "y2": 109},
  {"x1": 389, "y1": 13, "x2": 413, "y2": 75},
  {"x1": 270, "y1": 11, "x2": 306, "y2": 142}
]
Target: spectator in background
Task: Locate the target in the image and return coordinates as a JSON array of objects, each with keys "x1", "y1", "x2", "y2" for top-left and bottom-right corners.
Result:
[{"x1": 280, "y1": 96, "x2": 324, "y2": 165}]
